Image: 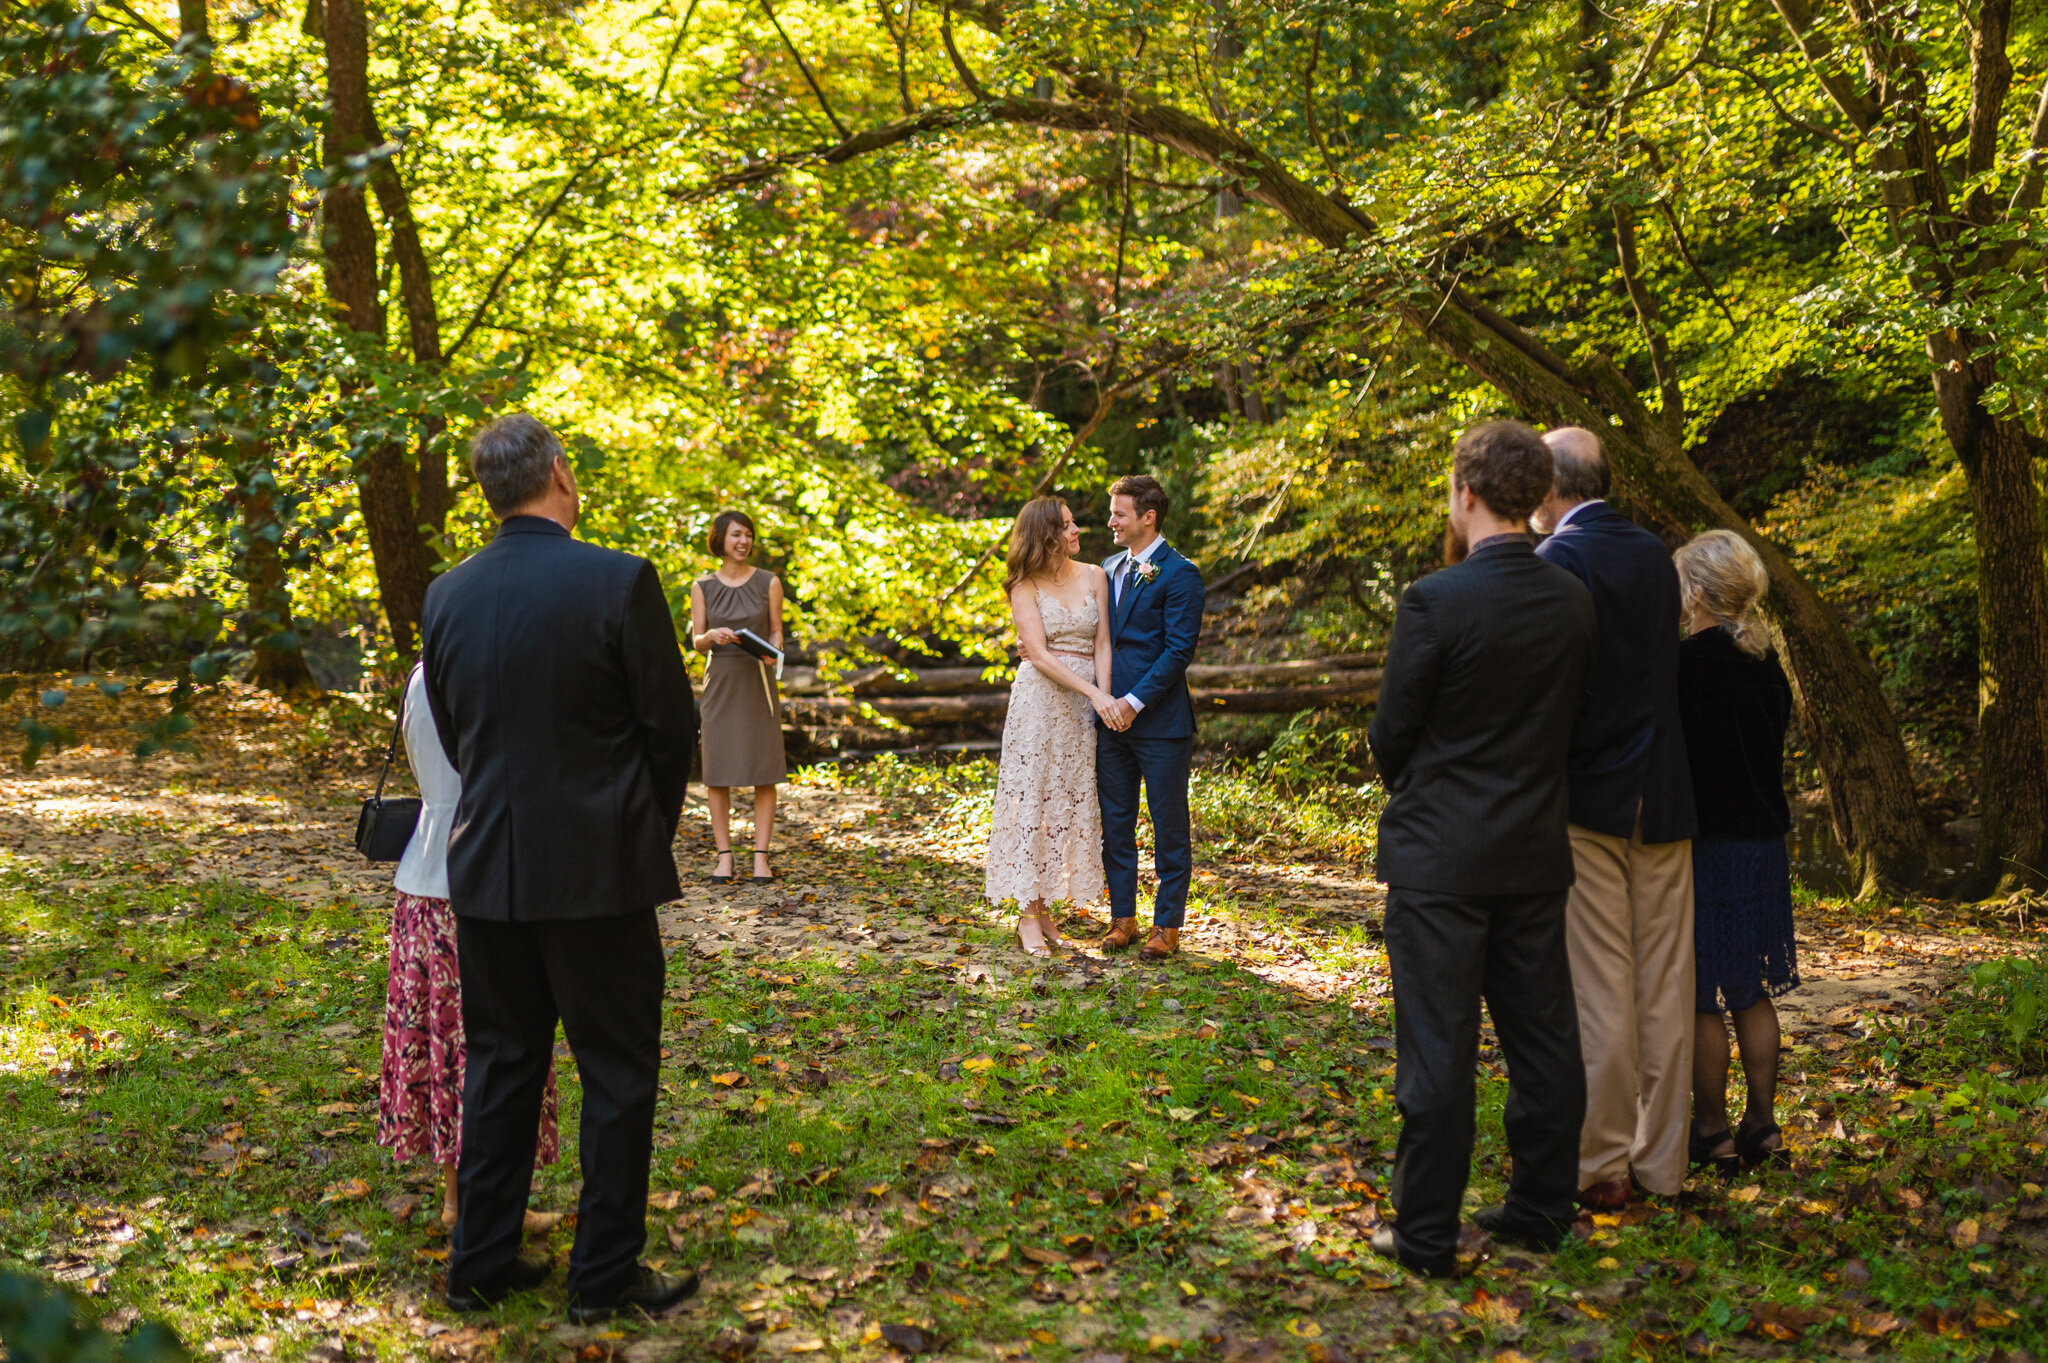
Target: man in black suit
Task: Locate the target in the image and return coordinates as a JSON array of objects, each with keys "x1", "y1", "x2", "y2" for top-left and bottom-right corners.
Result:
[
  {"x1": 422, "y1": 414, "x2": 698, "y2": 1320},
  {"x1": 1531, "y1": 428, "x2": 1698, "y2": 1208},
  {"x1": 1367, "y1": 420, "x2": 1597, "y2": 1276}
]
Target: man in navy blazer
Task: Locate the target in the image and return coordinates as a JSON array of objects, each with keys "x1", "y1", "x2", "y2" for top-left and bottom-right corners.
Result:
[
  {"x1": 1096, "y1": 474, "x2": 1205, "y2": 959},
  {"x1": 1532, "y1": 428, "x2": 1699, "y2": 1209}
]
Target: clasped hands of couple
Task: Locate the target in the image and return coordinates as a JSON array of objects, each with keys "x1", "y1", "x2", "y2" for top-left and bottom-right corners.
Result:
[{"x1": 1092, "y1": 690, "x2": 1136, "y2": 732}]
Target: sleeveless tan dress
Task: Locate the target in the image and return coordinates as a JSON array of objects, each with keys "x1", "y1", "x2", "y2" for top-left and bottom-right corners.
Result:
[
  {"x1": 698, "y1": 570, "x2": 787, "y2": 787},
  {"x1": 984, "y1": 587, "x2": 1105, "y2": 907}
]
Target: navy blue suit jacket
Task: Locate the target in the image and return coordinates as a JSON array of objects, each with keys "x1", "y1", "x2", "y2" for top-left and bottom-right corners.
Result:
[
  {"x1": 1101, "y1": 542, "x2": 1204, "y2": 740},
  {"x1": 1534, "y1": 502, "x2": 1698, "y2": 843}
]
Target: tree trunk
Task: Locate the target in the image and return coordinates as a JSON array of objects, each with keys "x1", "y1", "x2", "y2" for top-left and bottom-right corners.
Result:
[
  {"x1": 1930, "y1": 336, "x2": 2048, "y2": 894},
  {"x1": 322, "y1": 0, "x2": 432, "y2": 650},
  {"x1": 242, "y1": 506, "x2": 318, "y2": 695}
]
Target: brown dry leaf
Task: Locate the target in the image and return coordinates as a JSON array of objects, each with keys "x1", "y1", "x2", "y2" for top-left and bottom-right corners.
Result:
[
  {"x1": 314, "y1": 1102, "x2": 354, "y2": 1117},
  {"x1": 1463, "y1": 1288, "x2": 1520, "y2": 1328},
  {"x1": 1020, "y1": 1246, "x2": 1064, "y2": 1265},
  {"x1": 1728, "y1": 1184, "x2": 1762, "y2": 1203},
  {"x1": 1848, "y1": 1312, "x2": 1902, "y2": 1338},
  {"x1": 647, "y1": 1190, "x2": 682, "y2": 1210},
  {"x1": 1972, "y1": 1298, "x2": 2016, "y2": 1330},
  {"x1": 319, "y1": 1179, "x2": 370, "y2": 1203},
  {"x1": 710, "y1": 1072, "x2": 742, "y2": 1087},
  {"x1": 1952, "y1": 1217, "x2": 1980, "y2": 1248}
]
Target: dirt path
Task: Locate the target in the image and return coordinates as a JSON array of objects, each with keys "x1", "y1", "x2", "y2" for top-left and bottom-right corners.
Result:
[{"x1": 1, "y1": 682, "x2": 2014, "y2": 1082}]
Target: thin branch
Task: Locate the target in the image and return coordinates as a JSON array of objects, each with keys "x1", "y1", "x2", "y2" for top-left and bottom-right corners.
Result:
[
  {"x1": 760, "y1": 0, "x2": 850, "y2": 140},
  {"x1": 876, "y1": 0, "x2": 914, "y2": 116},
  {"x1": 1611, "y1": 203, "x2": 1683, "y2": 432},
  {"x1": 2006, "y1": 69, "x2": 2048, "y2": 219},
  {"x1": 1302, "y1": 22, "x2": 1342, "y2": 179},
  {"x1": 1768, "y1": 0, "x2": 1882, "y2": 133},
  {"x1": 1700, "y1": 57, "x2": 1856, "y2": 147},
  {"x1": 1655, "y1": 199, "x2": 1743, "y2": 337},
  {"x1": 933, "y1": 368, "x2": 1166, "y2": 618},
  {"x1": 653, "y1": 0, "x2": 701, "y2": 103},
  {"x1": 939, "y1": 2, "x2": 987, "y2": 101},
  {"x1": 100, "y1": 0, "x2": 176, "y2": 46},
  {"x1": 444, "y1": 156, "x2": 607, "y2": 363}
]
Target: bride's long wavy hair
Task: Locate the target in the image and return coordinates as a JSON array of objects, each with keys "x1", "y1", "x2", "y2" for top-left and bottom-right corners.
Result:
[{"x1": 1003, "y1": 496, "x2": 1071, "y2": 594}]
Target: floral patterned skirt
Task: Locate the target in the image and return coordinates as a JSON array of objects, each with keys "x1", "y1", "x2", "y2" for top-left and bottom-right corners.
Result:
[{"x1": 376, "y1": 891, "x2": 560, "y2": 1167}]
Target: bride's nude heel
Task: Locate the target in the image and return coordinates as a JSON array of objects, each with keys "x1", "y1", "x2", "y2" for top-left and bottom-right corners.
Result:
[{"x1": 1013, "y1": 919, "x2": 1054, "y2": 959}]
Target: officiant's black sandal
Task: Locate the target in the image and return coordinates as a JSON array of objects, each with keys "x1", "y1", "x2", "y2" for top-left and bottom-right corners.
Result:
[
  {"x1": 750, "y1": 850, "x2": 777, "y2": 885},
  {"x1": 709, "y1": 849, "x2": 735, "y2": 884}
]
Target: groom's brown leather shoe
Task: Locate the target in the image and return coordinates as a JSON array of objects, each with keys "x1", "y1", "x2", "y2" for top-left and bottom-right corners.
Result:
[
  {"x1": 1101, "y1": 918, "x2": 1142, "y2": 951},
  {"x1": 1142, "y1": 926, "x2": 1180, "y2": 959}
]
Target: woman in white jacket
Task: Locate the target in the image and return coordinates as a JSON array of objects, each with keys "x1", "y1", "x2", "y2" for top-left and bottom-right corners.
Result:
[{"x1": 373, "y1": 663, "x2": 563, "y2": 1231}]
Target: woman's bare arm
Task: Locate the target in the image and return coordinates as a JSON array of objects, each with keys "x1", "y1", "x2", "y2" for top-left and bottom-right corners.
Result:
[
  {"x1": 1091, "y1": 566, "x2": 1114, "y2": 695},
  {"x1": 767, "y1": 574, "x2": 785, "y2": 650}
]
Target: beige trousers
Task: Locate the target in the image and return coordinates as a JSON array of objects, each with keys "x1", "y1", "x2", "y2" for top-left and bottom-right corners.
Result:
[{"x1": 1564, "y1": 817, "x2": 1695, "y2": 1195}]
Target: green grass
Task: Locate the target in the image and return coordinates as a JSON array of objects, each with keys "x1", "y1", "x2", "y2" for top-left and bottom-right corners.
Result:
[{"x1": 3, "y1": 781, "x2": 2047, "y2": 1361}]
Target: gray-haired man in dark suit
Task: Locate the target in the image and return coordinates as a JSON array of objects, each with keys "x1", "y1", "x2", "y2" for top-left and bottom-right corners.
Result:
[{"x1": 422, "y1": 414, "x2": 698, "y2": 1321}]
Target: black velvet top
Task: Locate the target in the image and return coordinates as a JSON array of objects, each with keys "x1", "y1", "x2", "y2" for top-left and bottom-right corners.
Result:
[{"x1": 1676, "y1": 625, "x2": 1794, "y2": 839}]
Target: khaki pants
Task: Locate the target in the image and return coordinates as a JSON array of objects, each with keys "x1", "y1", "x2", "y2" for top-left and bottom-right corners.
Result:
[{"x1": 1564, "y1": 817, "x2": 1695, "y2": 1195}]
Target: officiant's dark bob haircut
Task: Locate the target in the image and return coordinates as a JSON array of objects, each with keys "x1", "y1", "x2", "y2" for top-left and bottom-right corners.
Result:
[
  {"x1": 709, "y1": 509, "x2": 757, "y2": 557},
  {"x1": 1451, "y1": 420, "x2": 1553, "y2": 522}
]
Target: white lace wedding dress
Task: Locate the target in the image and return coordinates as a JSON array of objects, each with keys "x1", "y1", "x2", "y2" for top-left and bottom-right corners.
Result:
[{"x1": 984, "y1": 588, "x2": 1106, "y2": 907}]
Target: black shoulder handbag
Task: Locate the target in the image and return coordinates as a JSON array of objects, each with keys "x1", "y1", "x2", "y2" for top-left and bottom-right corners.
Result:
[{"x1": 354, "y1": 689, "x2": 423, "y2": 862}]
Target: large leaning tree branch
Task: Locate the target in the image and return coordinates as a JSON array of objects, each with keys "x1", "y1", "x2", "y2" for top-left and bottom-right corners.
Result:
[{"x1": 660, "y1": 74, "x2": 1929, "y2": 891}]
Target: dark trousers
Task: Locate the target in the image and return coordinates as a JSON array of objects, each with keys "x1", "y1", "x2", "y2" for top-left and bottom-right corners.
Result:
[
  {"x1": 451, "y1": 909, "x2": 663, "y2": 1306},
  {"x1": 1096, "y1": 729, "x2": 1194, "y2": 927},
  {"x1": 1382, "y1": 886, "x2": 1584, "y2": 1266}
]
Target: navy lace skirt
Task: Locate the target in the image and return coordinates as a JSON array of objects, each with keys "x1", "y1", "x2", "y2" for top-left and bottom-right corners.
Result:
[{"x1": 1692, "y1": 837, "x2": 1800, "y2": 1015}]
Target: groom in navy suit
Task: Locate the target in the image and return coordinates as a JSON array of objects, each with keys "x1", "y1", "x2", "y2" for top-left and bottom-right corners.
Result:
[{"x1": 1096, "y1": 474, "x2": 1205, "y2": 960}]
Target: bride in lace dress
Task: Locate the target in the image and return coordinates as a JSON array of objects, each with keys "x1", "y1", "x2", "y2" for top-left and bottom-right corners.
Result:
[{"x1": 985, "y1": 497, "x2": 1120, "y2": 958}]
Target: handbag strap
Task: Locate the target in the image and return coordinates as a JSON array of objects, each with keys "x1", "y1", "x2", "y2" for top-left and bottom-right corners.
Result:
[{"x1": 372, "y1": 668, "x2": 412, "y2": 802}]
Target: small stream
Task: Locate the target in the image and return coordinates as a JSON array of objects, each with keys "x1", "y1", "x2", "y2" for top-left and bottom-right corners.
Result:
[{"x1": 1787, "y1": 803, "x2": 1977, "y2": 896}]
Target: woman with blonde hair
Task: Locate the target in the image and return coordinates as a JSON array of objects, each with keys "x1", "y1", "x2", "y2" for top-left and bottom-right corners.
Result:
[
  {"x1": 1674, "y1": 529, "x2": 1798, "y2": 1174},
  {"x1": 983, "y1": 496, "x2": 1119, "y2": 957}
]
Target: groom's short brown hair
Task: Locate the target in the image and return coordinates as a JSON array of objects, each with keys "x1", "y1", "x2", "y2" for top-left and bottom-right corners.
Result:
[
  {"x1": 1110, "y1": 473, "x2": 1169, "y2": 529},
  {"x1": 1452, "y1": 420, "x2": 1553, "y2": 522}
]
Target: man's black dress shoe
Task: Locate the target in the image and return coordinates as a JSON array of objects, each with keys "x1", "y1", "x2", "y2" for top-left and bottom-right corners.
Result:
[
  {"x1": 444, "y1": 1255, "x2": 552, "y2": 1311},
  {"x1": 1368, "y1": 1224, "x2": 1456, "y2": 1279},
  {"x1": 1474, "y1": 1205, "x2": 1566, "y2": 1253},
  {"x1": 566, "y1": 1265, "x2": 700, "y2": 1323}
]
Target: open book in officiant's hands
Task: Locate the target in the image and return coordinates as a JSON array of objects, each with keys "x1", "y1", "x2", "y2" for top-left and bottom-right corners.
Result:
[{"x1": 733, "y1": 628, "x2": 783, "y2": 677}]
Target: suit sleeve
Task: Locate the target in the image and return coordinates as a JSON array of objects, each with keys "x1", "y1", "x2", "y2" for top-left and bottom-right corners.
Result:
[
  {"x1": 1127, "y1": 558, "x2": 1205, "y2": 710},
  {"x1": 1367, "y1": 581, "x2": 1440, "y2": 786},
  {"x1": 622, "y1": 560, "x2": 698, "y2": 827}
]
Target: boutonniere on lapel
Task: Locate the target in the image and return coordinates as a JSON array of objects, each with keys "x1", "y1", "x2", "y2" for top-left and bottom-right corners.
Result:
[{"x1": 1133, "y1": 559, "x2": 1161, "y2": 585}]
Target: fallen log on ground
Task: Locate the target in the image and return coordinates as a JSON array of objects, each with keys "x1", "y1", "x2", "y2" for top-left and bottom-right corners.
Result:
[
  {"x1": 783, "y1": 667, "x2": 1382, "y2": 726},
  {"x1": 1190, "y1": 670, "x2": 1381, "y2": 712},
  {"x1": 1184, "y1": 652, "x2": 1384, "y2": 685},
  {"x1": 786, "y1": 651, "x2": 1383, "y2": 697}
]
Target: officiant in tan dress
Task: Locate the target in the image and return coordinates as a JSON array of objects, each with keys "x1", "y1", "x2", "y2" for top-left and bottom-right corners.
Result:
[{"x1": 690, "y1": 510, "x2": 786, "y2": 885}]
